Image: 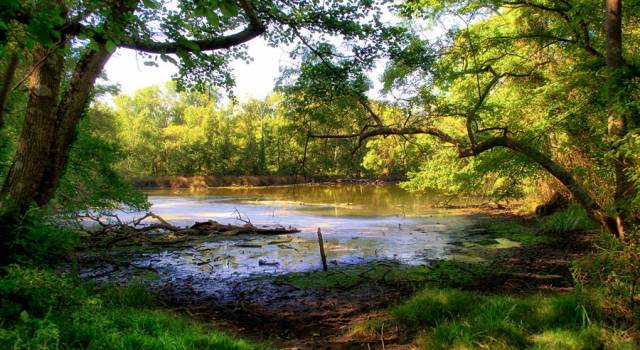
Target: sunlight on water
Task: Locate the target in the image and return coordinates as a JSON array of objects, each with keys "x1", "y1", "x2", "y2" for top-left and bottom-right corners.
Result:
[{"x1": 87, "y1": 184, "x2": 485, "y2": 298}]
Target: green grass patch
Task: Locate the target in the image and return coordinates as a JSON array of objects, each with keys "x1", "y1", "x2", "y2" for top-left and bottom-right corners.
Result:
[
  {"x1": 538, "y1": 205, "x2": 596, "y2": 235},
  {"x1": 486, "y1": 221, "x2": 551, "y2": 245},
  {"x1": 274, "y1": 260, "x2": 494, "y2": 290},
  {"x1": 374, "y1": 288, "x2": 637, "y2": 350},
  {"x1": 0, "y1": 265, "x2": 271, "y2": 350}
]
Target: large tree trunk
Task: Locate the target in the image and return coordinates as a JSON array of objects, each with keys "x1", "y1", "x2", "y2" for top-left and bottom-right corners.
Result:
[
  {"x1": 464, "y1": 136, "x2": 620, "y2": 235},
  {"x1": 34, "y1": 46, "x2": 112, "y2": 205},
  {"x1": 605, "y1": 0, "x2": 632, "y2": 240},
  {"x1": 0, "y1": 43, "x2": 112, "y2": 210},
  {"x1": 1, "y1": 46, "x2": 65, "y2": 210}
]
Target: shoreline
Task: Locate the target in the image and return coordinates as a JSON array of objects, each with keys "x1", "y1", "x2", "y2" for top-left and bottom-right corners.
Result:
[{"x1": 132, "y1": 175, "x2": 392, "y2": 190}]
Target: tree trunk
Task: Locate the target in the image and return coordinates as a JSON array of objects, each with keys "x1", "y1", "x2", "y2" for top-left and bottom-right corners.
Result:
[
  {"x1": 0, "y1": 52, "x2": 19, "y2": 128},
  {"x1": 34, "y1": 46, "x2": 112, "y2": 206},
  {"x1": 1, "y1": 43, "x2": 112, "y2": 210},
  {"x1": 1, "y1": 46, "x2": 65, "y2": 210},
  {"x1": 605, "y1": 0, "x2": 631, "y2": 240},
  {"x1": 464, "y1": 136, "x2": 619, "y2": 236}
]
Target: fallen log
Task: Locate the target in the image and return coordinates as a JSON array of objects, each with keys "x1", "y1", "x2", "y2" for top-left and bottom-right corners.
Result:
[
  {"x1": 80, "y1": 213, "x2": 300, "y2": 249},
  {"x1": 190, "y1": 220, "x2": 300, "y2": 235}
]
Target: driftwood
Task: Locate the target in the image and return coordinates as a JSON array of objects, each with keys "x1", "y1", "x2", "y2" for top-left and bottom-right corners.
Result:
[
  {"x1": 190, "y1": 220, "x2": 299, "y2": 236},
  {"x1": 80, "y1": 212, "x2": 300, "y2": 248}
]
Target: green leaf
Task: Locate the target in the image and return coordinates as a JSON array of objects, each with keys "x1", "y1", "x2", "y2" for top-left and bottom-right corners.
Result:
[
  {"x1": 105, "y1": 39, "x2": 117, "y2": 53},
  {"x1": 220, "y1": 1, "x2": 239, "y2": 18},
  {"x1": 88, "y1": 41, "x2": 100, "y2": 51},
  {"x1": 206, "y1": 12, "x2": 220, "y2": 27},
  {"x1": 160, "y1": 54, "x2": 178, "y2": 65},
  {"x1": 142, "y1": 0, "x2": 160, "y2": 9}
]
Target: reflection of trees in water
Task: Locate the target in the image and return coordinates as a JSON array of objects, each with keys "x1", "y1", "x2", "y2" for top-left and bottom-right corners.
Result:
[{"x1": 147, "y1": 184, "x2": 479, "y2": 217}]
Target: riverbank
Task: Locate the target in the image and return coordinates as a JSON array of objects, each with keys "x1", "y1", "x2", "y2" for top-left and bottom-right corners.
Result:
[
  {"x1": 132, "y1": 175, "x2": 389, "y2": 189},
  {"x1": 151, "y1": 219, "x2": 604, "y2": 349},
  {"x1": 3, "y1": 202, "x2": 637, "y2": 349},
  {"x1": 70, "y1": 202, "x2": 639, "y2": 349}
]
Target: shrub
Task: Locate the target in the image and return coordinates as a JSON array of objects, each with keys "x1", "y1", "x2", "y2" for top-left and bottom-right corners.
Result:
[
  {"x1": 0, "y1": 267, "x2": 271, "y2": 350},
  {"x1": 0, "y1": 208, "x2": 78, "y2": 266},
  {"x1": 538, "y1": 205, "x2": 595, "y2": 234}
]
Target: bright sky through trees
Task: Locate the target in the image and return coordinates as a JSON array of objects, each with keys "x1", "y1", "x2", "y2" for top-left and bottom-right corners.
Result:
[{"x1": 104, "y1": 38, "x2": 289, "y2": 100}]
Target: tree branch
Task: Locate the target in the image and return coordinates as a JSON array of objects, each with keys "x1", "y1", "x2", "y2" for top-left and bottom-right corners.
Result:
[
  {"x1": 119, "y1": 0, "x2": 265, "y2": 53},
  {"x1": 312, "y1": 123, "x2": 617, "y2": 234},
  {"x1": 310, "y1": 126, "x2": 464, "y2": 152},
  {"x1": 502, "y1": 1, "x2": 570, "y2": 13}
]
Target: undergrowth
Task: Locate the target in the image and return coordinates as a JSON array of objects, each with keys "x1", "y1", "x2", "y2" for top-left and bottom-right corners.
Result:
[
  {"x1": 353, "y1": 288, "x2": 637, "y2": 349},
  {"x1": 351, "y1": 225, "x2": 640, "y2": 350},
  {"x1": 538, "y1": 205, "x2": 596, "y2": 235},
  {"x1": 0, "y1": 265, "x2": 271, "y2": 350}
]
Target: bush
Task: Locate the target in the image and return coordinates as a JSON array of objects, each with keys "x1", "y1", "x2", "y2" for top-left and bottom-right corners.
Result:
[
  {"x1": 0, "y1": 266, "x2": 271, "y2": 350},
  {"x1": 387, "y1": 288, "x2": 636, "y2": 350},
  {"x1": 0, "y1": 208, "x2": 78, "y2": 266},
  {"x1": 538, "y1": 205, "x2": 595, "y2": 234},
  {"x1": 0, "y1": 266, "x2": 80, "y2": 322},
  {"x1": 573, "y1": 230, "x2": 640, "y2": 326}
]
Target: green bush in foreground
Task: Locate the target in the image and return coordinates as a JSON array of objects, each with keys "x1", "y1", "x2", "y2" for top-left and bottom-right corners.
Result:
[{"x1": 0, "y1": 266, "x2": 271, "y2": 350}]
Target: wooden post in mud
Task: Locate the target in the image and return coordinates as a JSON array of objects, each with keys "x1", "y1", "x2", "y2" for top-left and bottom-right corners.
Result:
[{"x1": 317, "y1": 227, "x2": 328, "y2": 271}]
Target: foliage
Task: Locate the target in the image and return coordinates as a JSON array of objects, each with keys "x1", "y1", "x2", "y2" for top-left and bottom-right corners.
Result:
[
  {"x1": 55, "y1": 103, "x2": 150, "y2": 213},
  {"x1": 387, "y1": 288, "x2": 636, "y2": 350},
  {"x1": 538, "y1": 205, "x2": 596, "y2": 235},
  {"x1": 400, "y1": 145, "x2": 532, "y2": 203},
  {"x1": 0, "y1": 208, "x2": 78, "y2": 266},
  {"x1": 573, "y1": 230, "x2": 640, "y2": 325},
  {"x1": 0, "y1": 266, "x2": 272, "y2": 350},
  {"x1": 108, "y1": 84, "x2": 381, "y2": 179}
]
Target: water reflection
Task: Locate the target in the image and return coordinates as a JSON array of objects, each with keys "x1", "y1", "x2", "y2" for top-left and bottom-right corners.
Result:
[{"x1": 87, "y1": 185, "x2": 483, "y2": 298}]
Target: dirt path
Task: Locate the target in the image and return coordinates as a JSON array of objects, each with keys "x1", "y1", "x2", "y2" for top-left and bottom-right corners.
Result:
[{"x1": 157, "y1": 231, "x2": 594, "y2": 349}]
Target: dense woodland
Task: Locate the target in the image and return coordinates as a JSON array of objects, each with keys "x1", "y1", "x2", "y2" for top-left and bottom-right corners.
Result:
[{"x1": 0, "y1": 0, "x2": 639, "y2": 349}]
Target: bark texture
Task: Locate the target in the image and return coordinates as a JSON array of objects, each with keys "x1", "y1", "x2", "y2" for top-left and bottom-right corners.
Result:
[
  {"x1": 605, "y1": 0, "x2": 632, "y2": 240},
  {"x1": 1, "y1": 46, "x2": 65, "y2": 208},
  {"x1": 0, "y1": 53, "x2": 19, "y2": 128}
]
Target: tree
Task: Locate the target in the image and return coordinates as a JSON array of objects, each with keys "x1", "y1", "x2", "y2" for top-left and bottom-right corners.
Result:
[
  {"x1": 287, "y1": 0, "x2": 639, "y2": 238},
  {"x1": 0, "y1": 0, "x2": 387, "y2": 213}
]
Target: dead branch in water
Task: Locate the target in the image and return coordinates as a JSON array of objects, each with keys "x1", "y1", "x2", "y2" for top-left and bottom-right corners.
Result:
[{"x1": 80, "y1": 212, "x2": 300, "y2": 248}]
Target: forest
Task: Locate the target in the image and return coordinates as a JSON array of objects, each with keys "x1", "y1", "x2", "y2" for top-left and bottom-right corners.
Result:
[{"x1": 0, "y1": 0, "x2": 638, "y2": 349}]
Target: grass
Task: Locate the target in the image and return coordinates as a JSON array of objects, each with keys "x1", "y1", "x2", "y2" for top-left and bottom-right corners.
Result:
[
  {"x1": 485, "y1": 221, "x2": 551, "y2": 245},
  {"x1": 273, "y1": 260, "x2": 494, "y2": 290},
  {"x1": 354, "y1": 288, "x2": 637, "y2": 350},
  {"x1": 538, "y1": 205, "x2": 596, "y2": 235},
  {"x1": 348, "y1": 226, "x2": 640, "y2": 350},
  {"x1": 0, "y1": 265, "x2": 272, "y2": 350}
]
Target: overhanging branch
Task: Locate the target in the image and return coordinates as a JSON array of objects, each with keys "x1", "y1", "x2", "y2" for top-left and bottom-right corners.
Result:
[{"x1": 119, "y1": 0, "x2": 265, "y2": 54}]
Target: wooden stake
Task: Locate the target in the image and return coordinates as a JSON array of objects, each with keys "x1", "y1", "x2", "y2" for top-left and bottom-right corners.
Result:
[{"x1": 317, "y1": 227, "x2": 328, "y2": 271}]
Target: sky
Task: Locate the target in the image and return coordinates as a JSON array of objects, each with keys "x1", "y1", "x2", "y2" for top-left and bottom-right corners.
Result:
[
  {"x1": 103, "y1": 38, "x2": 294, "y2": 101},
  {"x1": 101, "y1": 8, "x2": 448, "y2": 103}
]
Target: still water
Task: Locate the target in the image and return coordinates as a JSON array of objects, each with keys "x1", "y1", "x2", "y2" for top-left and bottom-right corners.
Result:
[{"x1": 86, "y1": 185, "x2": 486, "y2": 297}]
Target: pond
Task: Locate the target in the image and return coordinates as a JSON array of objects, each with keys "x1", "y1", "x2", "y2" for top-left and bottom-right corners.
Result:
[{"x1": 82, "y1": 184, "x2": 496, "y2": 299}]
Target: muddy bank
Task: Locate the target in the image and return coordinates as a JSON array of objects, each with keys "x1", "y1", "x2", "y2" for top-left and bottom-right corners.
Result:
[
  {"x1": 132, "y1": 175, "x2": 390, "y2": 189},
  {"x1": 154, "y1": 229, "x2": 589, "y2": 350}
]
